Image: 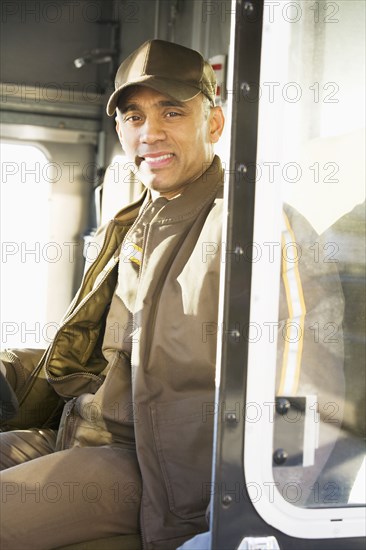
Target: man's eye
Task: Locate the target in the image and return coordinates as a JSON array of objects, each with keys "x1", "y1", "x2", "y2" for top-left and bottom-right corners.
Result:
[
  {"x1": 166, "y1": 111, "x2": 181, "y2": 118},
  {"x1": 125, "y1": 115, "x2": 141, "y2": 122}
]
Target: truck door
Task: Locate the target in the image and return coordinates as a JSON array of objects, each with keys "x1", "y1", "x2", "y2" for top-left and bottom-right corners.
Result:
[{"x1": 210, "y1": 1, "x2": 365, "y2": 548}]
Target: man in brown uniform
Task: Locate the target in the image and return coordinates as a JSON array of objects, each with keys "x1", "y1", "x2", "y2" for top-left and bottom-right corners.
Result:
[{"x1": 0, "y1": 40, "x2": 225, "y2": 549}]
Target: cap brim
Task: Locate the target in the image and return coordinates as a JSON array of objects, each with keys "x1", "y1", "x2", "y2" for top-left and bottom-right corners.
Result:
[{"x1": 106, "y1": 76, "x2": 204, "y2": 116}]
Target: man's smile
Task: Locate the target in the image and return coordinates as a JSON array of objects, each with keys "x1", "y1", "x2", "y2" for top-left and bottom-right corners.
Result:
[{"x1": 140, "y1": 152, "x2": 175, "y2": 168}]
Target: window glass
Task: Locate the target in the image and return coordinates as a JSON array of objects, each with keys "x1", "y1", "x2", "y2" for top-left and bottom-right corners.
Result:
[
  {"x1": 245, "y1": 0, "x2": 365, "y2": 537},
  {"x1": 1, "y1": 142, "x2": 51, "y2": 348}
]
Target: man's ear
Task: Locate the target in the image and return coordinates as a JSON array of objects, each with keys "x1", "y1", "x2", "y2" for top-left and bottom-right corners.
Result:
[
  {"x1": 115, "y1": 116, "x2": 124, "y2": 147},
  {"x1": 209, "y1": 106, "x2": 225, "y2": 144}
]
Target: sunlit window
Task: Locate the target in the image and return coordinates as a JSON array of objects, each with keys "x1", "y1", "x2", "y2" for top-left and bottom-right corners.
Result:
[
  {"x1": 1, "y1": 142, "x2": 51, "y2": 348},
  {"x1": 244, "y1": 0, "x2": 365, "y2": 539}
]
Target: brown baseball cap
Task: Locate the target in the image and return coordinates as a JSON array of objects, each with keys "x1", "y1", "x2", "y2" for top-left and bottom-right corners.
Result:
[{"x1": 106, "y1": 39, "x2": 217, "y2": 116}]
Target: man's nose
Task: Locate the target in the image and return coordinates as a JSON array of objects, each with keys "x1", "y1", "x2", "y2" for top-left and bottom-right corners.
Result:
[{"x1": 139, "y1": 116, "x2": 166, "y2": 143}]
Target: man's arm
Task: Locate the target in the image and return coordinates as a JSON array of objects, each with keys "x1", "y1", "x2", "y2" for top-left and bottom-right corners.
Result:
[{"x1": 0, "y1": 348, "x2": 62, "y2": 430}]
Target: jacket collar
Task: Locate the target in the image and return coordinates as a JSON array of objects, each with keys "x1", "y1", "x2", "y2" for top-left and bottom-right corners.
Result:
[{"x1": 112, "y1": 155, "x2": 223, "y2": 225}]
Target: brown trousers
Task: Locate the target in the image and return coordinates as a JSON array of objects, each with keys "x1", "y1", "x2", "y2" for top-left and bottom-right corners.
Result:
[{"x1": 0, "y1": 429, "x2": 141, "y2": 549}]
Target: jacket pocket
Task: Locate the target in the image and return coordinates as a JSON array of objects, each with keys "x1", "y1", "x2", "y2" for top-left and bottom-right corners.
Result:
[
  {"x1": 55, "y1": 394, "x2": 116, "y2": 451},
  {"x1": 150, "y1": 394, "x2": 214, "y2": 519}
]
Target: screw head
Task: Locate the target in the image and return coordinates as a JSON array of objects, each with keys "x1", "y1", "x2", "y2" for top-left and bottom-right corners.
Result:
[
  {"x1": 222, "y1": 494, "x2": 233, "y2": 506},
  {"x1": 273, "y1": 448, "x2": 288, "y2": 465},
  {"x1": 244, "y1": 2, "x2": 254, "y2": 12},
  {"x1": 237, "y1": 163, "x2": 247, "y2": 174},
  {"x1": 225, "y1": 412, "x2": 237, "y2": 423},
  {"x1": 276, "y1": 398, "x2": 291, "y2": 415}
]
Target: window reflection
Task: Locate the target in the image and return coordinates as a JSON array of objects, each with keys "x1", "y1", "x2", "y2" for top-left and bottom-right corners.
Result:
[{"x1": 265, "y1": 0, "x2": 366, "y2": 508}]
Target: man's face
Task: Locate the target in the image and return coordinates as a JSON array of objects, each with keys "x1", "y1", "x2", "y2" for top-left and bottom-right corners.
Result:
[{"x1": 115, "y1": 86, "x2": 224, "y2": 199}]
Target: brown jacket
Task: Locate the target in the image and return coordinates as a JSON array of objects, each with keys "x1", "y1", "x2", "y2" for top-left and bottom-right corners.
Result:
[{"x1": 2, "y1": 156, "x2": 224, "y2": 549}]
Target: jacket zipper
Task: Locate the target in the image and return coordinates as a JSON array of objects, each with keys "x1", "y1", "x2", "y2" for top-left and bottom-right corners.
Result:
[
  {"x1": 59, "y1": 397, "x2": 77, "y2": 449},
  {"x1": 61, "y1": 221, "x2": 117, "y2": 320},
  {"x1": 64, "y1": 193, "x2": 146, "y2": 319},
  {"x1": 44, "y1": 255, "x2": 121, "y2": 384}
]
